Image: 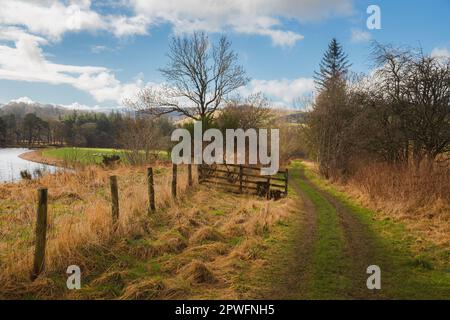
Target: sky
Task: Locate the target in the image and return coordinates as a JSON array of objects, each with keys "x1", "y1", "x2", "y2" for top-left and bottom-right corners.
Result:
[{"x1": 0, "y1": 0, "x2": 449, "y2": 109}]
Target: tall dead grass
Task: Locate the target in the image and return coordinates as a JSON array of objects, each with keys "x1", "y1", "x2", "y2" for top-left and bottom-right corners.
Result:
[
  {"x1": 0, "y1": 164, "x2": 193, "y2": 287},
  {"x1": 345, "y1": 161, "x2": 450, "y2": 246},
  {"x1": 0, "y1": 161, "x2": 295, "y2": 299}
]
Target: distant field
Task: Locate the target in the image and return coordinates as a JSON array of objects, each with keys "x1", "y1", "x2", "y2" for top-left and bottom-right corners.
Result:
[{"x1": 42, "y1": 147, "x2": 168, "y2": 165}]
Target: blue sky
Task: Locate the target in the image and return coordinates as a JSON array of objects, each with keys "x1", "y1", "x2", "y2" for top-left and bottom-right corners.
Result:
[{"x1": 0, "y1": 0, "x2": 449, "y2": 109}]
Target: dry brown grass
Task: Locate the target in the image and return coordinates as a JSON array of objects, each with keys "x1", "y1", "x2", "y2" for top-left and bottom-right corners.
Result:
[
  {"x1": 0, "y1": 163, "x2": 295, "y2": 299},
  {"x1": 348, "y1": 161, "x2": 449, "y2": 247},
  {"x1": 0, "y1": 164, "x2": 189, "y2": 290}
]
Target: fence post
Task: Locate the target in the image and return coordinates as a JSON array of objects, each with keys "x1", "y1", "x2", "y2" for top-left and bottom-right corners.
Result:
[
  {"x1": 110, "y1": 176, "x2": 119, "y2": 229},
  {"x1": 285, "y1": 169, "x2": 289, "y2": 196},
  {"x1": 172, "y1": 164, "x2": 177, "y2": 198},
  {"x1": 31, "y1": 187, "x2": 48, "y2": 280},
  {"x1": 239, "y1": 165, "x2": 243, "y2": 193},
  {"x1": 188, "y1": 164, "x2": 193, "y2": 187},
  {"x1": 147, "y1": 168, "x2": 155, "y2": 213}
]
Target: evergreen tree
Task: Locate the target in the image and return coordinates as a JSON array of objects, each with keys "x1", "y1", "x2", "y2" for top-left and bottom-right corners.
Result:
[
  {"x1": 308, "y1": 38, "x2": 354, "y2": 179},
  {"x1": 314, "y1": 38, "x2": 351, "y2": 89}
]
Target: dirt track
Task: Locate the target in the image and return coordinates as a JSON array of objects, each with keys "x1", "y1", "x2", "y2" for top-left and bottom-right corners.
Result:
[
  {"x1": 259, "y1": 166, "x2": 390, "y2": 299},
  {"x1": 299, "y1": 169, "x2": 388, "y2": 299},
  {"x1": 259, "y1": 173, "x2": 317, "y2": 299}
]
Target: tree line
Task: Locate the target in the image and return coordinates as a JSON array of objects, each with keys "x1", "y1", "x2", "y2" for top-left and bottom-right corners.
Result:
[
  {"x1": 307, "y1": 39, "x2": 450, "y2": 178},
  {"x1": 0, "y1": 110, "x2": 174, "y2": 153}
]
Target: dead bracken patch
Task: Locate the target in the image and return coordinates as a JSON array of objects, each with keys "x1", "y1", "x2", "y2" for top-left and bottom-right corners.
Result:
[
  {"x1": 91, "y1": 271, "x2": 126, "y2": 289},
  {"x1": 190, "y1": 226, "x2": 225, "y2": 244},
  {"x1": 49, "y1": 191, "x2": 83, "y2": 202},
  {"x1": 120, "y1": 279, "x2": 166, "y2": 299},
  {"x1": 180, "y1": 260, "x2": 217, "y2": 284}
]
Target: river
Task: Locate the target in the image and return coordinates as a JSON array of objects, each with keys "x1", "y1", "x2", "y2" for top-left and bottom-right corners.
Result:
[{"x1": 0, "y1": 148, "x2": 58, "y2": 183}]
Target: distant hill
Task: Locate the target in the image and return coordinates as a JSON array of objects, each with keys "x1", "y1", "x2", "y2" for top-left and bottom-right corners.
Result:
[
  {"x1": 0, "y1": 98, "x2": 128, "y2": 120},
  {"x1": 136, "y1": 107, "x2": 197, "y2": 122},
  {"x1": 0, "y1": 99, "x2": 183, "y2": 121},
  {"x1": 0, "y1": 99, "x2": 308, "y2": 124},
  {"x1": 0, "y1": 101, "x2": 74, "y2": 120},
  {"x1": 277, "y1": 111, "x2": 307, "y2": 123}
]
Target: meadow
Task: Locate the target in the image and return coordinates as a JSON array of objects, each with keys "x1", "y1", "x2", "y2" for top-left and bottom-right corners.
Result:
[{"x1": 41, "y1": 147, "x2": 169, "y2": 166}]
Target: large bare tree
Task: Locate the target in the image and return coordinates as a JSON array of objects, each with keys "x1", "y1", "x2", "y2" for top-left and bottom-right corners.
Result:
[
  {"x1": 370, "y1": 43, "x2": 450, "y2": 163},
  {"x1": 127, "y1": 32, "x2": 249, "y2": 123}
]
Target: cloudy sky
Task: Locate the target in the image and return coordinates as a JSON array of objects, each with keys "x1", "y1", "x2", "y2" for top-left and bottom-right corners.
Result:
[{"x1": 0, "y1": 0, "x2": 449, "y2": 108}]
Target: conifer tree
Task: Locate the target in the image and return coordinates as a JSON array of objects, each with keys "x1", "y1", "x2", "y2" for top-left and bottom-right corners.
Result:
[{"x1": 314, "y1": 38, "x2": 351, "y2": 89}]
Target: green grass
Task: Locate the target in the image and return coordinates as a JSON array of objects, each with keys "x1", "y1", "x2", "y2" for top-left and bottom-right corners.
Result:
[
  {"x1": 290, "y1": 162, "x2": 352, "y2": 299},
  {"x1": 42, "y1": 147, "x2": 169, "y2": 165},
  {"x1": 297, "y1": 160, "x2": 450, "y2": 299}
]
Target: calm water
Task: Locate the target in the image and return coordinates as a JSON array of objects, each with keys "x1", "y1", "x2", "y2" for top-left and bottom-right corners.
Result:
[{"x1": 0, "y1": 148, "x2": 58, "y2": 183}]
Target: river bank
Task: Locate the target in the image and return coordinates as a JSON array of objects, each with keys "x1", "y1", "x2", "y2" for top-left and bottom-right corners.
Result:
[{"x1": 18, "y1": 149, "x2": 66, "y2": 167}]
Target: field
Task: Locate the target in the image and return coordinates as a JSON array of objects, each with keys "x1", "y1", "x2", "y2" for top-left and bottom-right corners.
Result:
[{"x1": 40, "y1": 148, "x2": 169, "y2": 166}]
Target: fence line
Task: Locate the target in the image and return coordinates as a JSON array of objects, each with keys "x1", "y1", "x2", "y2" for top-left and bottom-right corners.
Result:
[{"x1": 29, "y1": 163, "x2": 284, "y2": 279}]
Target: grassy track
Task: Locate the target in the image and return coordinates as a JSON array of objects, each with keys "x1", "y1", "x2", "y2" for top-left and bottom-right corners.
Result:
[
  {"x1": 301, "y1": 162, "x2": 450, "y2": 299},
  {"x1": 294, "y1": 169, "x2": 352, "y2": 299},
  {"x1": 258, "y1": 160, "x2": 450, "y2": 299}
]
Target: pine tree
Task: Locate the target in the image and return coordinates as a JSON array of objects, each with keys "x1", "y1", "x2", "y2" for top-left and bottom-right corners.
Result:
[
  {"x1": 314, "y1": 38, "x2": 351, "y2": 89},
  {"x1": 309, "y1": 38, "x2": 354, "y2": 179}
]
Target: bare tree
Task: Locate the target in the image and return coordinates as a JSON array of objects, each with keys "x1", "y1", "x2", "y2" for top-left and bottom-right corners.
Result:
[
  {"x1": 127, "y1": 32, "x2": 249, "y2": 123},
  {"x1": 371, "y1": 43, "x2": 450, "y2": 163},
  {"x1": 118, "y1": 117, "x2": 172, "y2": 165},
  {"x1": 216, "y1": 93, "x2": 274, "y2": 130}
]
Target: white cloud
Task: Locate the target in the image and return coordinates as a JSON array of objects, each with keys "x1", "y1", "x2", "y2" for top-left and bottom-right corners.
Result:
[
  {"x1": 0, "y1": 0, "x2": 353, "y2": 47},
  {"x1": 108, "y1": 14, "x2": 150, "y2": 38},
  {"x1": 241, "y1": 77, "x2": 315, "y2": 106},
  {"x1": 0, "y1": 0, "x2": 107, "y2": 41},
  {"x1": 0, "y1": 29, "x2": 143, "y2": 103},
  {"x1": 431, "y1": 47, "x2": 450, "y2": 59},
  {"x1": 128, "y1": 0, "x2": 353, "y2": 47},
  {"x1": 351, "y1": 29, "x2": 371, "y2": 43},
  {"x1": 60, "y1": 101, "x2": 121, "y2": 111}
]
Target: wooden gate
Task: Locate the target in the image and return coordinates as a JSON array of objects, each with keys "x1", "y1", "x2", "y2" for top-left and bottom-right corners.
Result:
[{"x1": 198, "y1": 163, "x2": 288, "y2": 199}]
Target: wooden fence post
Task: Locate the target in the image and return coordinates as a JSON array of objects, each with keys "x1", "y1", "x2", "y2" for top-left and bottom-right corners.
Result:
[
  {"x1": 172, "y1": 164, "x2": 177, "y2": 198},
  {"x1": 147, "y1": 168, "x2": 155, "y2": 213},
  {"x1": 285, "y1": 169, "x2": 289, "y2": 196},
  {"x1": 110, "y1": 176, "x2": 119, "y2": 229},
  {"x1": 239, "y1": 165, "x2": 243, "y2": 193},
  {"x1": 188, "y1": 164, "x2": 193, "y2": 187},
  {"x1": 31, "y1": 187, "x2": 48, "y2": 280}
]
